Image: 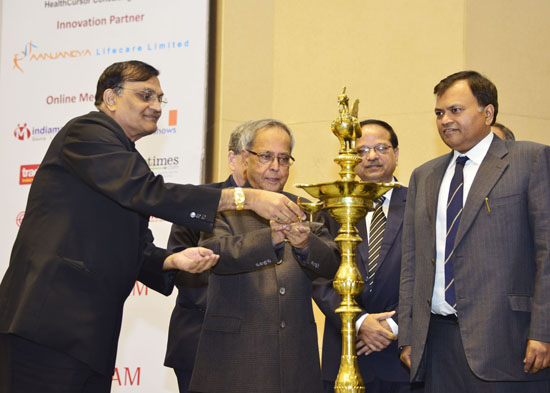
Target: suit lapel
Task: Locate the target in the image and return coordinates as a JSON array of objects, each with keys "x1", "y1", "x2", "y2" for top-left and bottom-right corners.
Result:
[
  {"x1": 426, "y1": 154, "x2": 452, "y2": 225},
  {"x1": 454, "y1": 138, "x2": 509, "y2": 248},
  {"x1": 376, "y1": 186, "x2": 406, "y2": 272},
  {"x1": 356, "y1": 218, "x2": 369, "y2": 278}
]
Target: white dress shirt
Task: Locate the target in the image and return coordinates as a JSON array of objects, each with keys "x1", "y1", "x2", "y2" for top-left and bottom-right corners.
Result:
[{"x1": 431, "y1": 132, "x2": 494, "y2": 315}]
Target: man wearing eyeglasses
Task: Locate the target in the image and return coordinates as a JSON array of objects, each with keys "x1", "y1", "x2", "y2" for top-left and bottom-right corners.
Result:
[
  {"x1": 189, "y1": 119, "x2": 340, "y2": 393},
  {"x1": 0, "y1": 62, "x2": 304, "y2": 393},
  {"x1": 164, "y1": 124, "x2": 247, "y2": 393},
  {"x1": 314, "y1": 119, "x2": 422, "y2": 393}
]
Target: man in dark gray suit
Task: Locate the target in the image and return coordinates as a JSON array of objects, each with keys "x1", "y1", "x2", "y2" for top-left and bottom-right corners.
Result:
[
  {"x1": 190, "y1": 119, "x2": 340, "y2": 393},
  {"x1": 399, "y1": 70, "x2": 550, "y2": 392},
  {"x1": 164, "y1": 124, "x2": 247, "y2": 393},
  {"x1": 314, "y1": 119, "x2": 421, "y2": 393}
]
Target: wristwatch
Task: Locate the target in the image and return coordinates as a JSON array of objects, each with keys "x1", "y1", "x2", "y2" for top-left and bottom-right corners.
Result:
[{"x1": 234, "y1": 187, "x2": 245, "y2": 210}]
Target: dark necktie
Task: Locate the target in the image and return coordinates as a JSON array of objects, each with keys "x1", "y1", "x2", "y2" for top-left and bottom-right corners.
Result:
[
  {"x1": 367, "y1": 196, "x2": 386, "y2": 289},
  {"x1": 445, "y1": 156, "x2": 469, "y2": 308}
]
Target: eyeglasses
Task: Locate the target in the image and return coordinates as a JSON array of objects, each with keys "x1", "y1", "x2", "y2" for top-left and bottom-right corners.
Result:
[
  {"x1": 246, "y1": 149, "x2": 295, "y2": 167},
  {"x1": 114, "y1": 86, "x2": 167, "y2": 106},
  {"x1": 356, "y1": 144, "x2": 393, "y2": 156}
]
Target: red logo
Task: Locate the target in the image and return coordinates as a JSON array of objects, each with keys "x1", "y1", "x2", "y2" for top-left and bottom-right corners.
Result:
[
  {"x1": 132, "y1": 282, "x2": 149, "y2": 296},
  {"x1": 14, "y1": 123, "x2": 31, "y2": 140},
  {"x1": 20, "y1": 164, "x2": 39, "y2": 185},
  {"x1": 16, "y1": 211, "x2": 25, "y2": 227},
  {"x1": 112, "y1": 367, "x2": 141, "y2": 386}
]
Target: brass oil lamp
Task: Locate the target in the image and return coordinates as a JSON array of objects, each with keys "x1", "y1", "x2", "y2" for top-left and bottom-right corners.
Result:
[{"x1": 296, "y1": 88, "x2": 398, "y2": 393}]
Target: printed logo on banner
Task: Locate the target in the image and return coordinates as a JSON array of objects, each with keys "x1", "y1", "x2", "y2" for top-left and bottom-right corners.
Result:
[
  {"x1": 13, "y1": 123, "x2": 61, "y2": 142},
  {"x1": 20, "y1": 165, "x2": 40, "y2": 185},
  {"x1": 13, "y1": 40, "x2": 190, "y2": 73},
  {"x1": 13, "y1": 41, "x2": 91, "y2": 73},
  {"x1": 132, "y1": 282, "x2": 149, "y2": 296},
  {"x1": 13, "y1": 124, "x2": 31, "y2": 140},
  {"x1": 147, "y1": 155, "x2": 180, "y2": 179},
  {"x1": 16, "y1": 211, "x2": 25, "y2": 227},
  {"x1": 154, "y1": 110, "x2": 178, "y2": 136},
  {"x1": 112, "y1": 367, "x2": 141, "y2": 386}
]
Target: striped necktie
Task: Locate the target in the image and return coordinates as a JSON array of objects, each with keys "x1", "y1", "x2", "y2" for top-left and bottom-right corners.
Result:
[
  {"x1": 367, "y1": 196, "x2": 386, "y2": 289},
  {"x1": 445, "y1": 156, "x2": 469, "y2": 308}
]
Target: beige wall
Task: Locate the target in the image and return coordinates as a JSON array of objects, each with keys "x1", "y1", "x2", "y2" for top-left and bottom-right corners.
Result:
[{"x1": 209, "y1": 0, "x2": 550, "y2": 359}]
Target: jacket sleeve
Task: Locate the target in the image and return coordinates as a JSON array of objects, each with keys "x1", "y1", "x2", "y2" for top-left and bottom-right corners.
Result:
[
  {"x1": 60, "y1": 114, "x2": 220, "y2": 232},
  {"x1": 199, "y1": 212, "x2": 281, "y2": 275},
  {"x1": 527, "y1": 146, "x2": 550, "y2": 342},
  {"x1": 398, "y1": 170, "x2": 417, "y2": 348},
  {"x1": 137, "y1": 227, "x2": 176, "y2": 296}
]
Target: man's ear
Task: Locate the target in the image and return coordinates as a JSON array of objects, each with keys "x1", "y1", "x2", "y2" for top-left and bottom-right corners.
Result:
[
  {"x1": 241, "y1": 149, "x2": 249, "y2": 168},
  {"x1": 103, "y1": 89, "x2": 117, "y2": 111},
  {"x1": 484, "y1": 104, "x2": 495, "y2": 126},
  {"x1": 228, "y1": 150, "x2": 236, "y2": 169}
]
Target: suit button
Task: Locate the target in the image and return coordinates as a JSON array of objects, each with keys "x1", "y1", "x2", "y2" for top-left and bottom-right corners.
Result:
[
  {"x1": 427, "y1": 299, "x2": 431, "y2": 307},
  {"x1": 190, "y1": 212, "x2": 196, "y2": 218},
  {"x1": 279, "y1": 287, "x2": 286, "y2": 295},
  {"x1": 431, "y1": 258, "x2": 435, "y2": 265},
  {"x1": 280, "y1": 321, "x2": 286, "y2": 329}
]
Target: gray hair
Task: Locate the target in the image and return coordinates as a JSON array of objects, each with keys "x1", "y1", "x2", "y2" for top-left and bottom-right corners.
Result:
[
  {"x1": 238, "y1": 119, "x2": 295, "y2": 152},
  {"x1": 228, "y1": 123, "x2": 247, "y2": 153}
]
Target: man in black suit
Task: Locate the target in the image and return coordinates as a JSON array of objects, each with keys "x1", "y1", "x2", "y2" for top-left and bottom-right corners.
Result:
[
  {"x1": 164, "y1": 123, "x2": 247, "y2": 393},
  {"x1": 314, "y1": 120, "x2": 420, "y2": 393},
  {"x1": 0, "y1": 61, "x2": 304, "y2": 393}
]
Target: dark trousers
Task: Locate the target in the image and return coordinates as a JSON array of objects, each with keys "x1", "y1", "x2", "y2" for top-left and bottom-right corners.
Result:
[
  {"x1": 174, "y1": 368, "x2": 193, "y2": 393},
  {"x1": 323, "y1": 378, "x2": 423, "y2": 393},
  {"x1": 425, "y1": 315, "x2": 550, "y2": 393},
  {"x1": 0, "y1": 334, "x2": 112, "y2": 393}
]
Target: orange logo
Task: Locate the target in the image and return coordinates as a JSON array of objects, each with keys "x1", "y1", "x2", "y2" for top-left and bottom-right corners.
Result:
[{"x1": 13, "y1": 41, "x2": 92, "y2": 73}]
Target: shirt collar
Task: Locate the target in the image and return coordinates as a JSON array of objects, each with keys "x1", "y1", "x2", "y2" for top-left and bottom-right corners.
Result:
[{"x1": 451, "y1": 131, "x2": 494, "y2": 165}]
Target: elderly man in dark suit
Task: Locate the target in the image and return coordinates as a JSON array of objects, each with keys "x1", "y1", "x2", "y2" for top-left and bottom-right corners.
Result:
[
  {"x1": 0, "y1": 61, "x2": 304, "y2": 393},
  {"x1": 314, "y1": 119, "x2": 421, "y2": 393},
  {"x1": 399, "y1": 71, "x2": 550, "y2": 393},
  {"x1": 189, "y1": 119, "x2": 340, "y2": 393},
  {"x1": 164, "y1": 123, "x2": 247, "y2": 393}
]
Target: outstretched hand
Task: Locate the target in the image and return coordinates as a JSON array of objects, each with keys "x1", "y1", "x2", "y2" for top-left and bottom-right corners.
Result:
[
  {"x1": 164, "y1": 247, "x2": 219, "y2": 273},
  {"x1": 248, "y1": 189, "x2": 305, "y2": 223}
]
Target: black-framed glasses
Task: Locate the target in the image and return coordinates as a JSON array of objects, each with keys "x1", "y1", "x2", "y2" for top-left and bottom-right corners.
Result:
[
  {"x1": 357, "y1": 144, "x2": 393, "y2": 156},
  {"x1": 114, "y1": 86, "x2": 167, "y2": 106},
  {"x1": 246, "y1": 149, "x2": 295, "y2": 167}
]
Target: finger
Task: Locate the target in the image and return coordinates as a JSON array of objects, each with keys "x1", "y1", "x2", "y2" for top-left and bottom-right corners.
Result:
[
  {"x1": 367, "y1": 341, "x2": 384, "y2": 352},
  {"x1": 357, "y1": 346, "x2": 370, "y2": 356},
  {"x1": 374, "y1": 311, "x2": 396, "y2": 321},
  {"x1": 401, "y1": 354, "x2": 411, "y2": 368},
  {"x1": 524, "y1": 353, "x2": 535, "y2": 373},
  {"x1": 277, "y1": 205, "x2": 302, "y2": 224},
  {"x1": 285, "y1": 199, "x2": 306, "y2": 220},
  {"x1": 531, "y1": 353, "x2": 544, "y2": 374}
]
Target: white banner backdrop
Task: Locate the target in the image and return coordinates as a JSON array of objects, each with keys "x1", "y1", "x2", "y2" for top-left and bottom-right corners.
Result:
[{"x1": 0, "y1": 0, "x2": 210, "y2": 391}]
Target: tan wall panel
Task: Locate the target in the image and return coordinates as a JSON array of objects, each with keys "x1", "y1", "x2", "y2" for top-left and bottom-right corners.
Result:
[
  {"x1": 213, "y1": 0, "x2": 275, "y2": 181},
  {"x1": 465, "y1": 0, "x2": 550, "y2": 144},
  {"x1": 271, "y1": 0, "x2": 465, "y2": 197}
]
